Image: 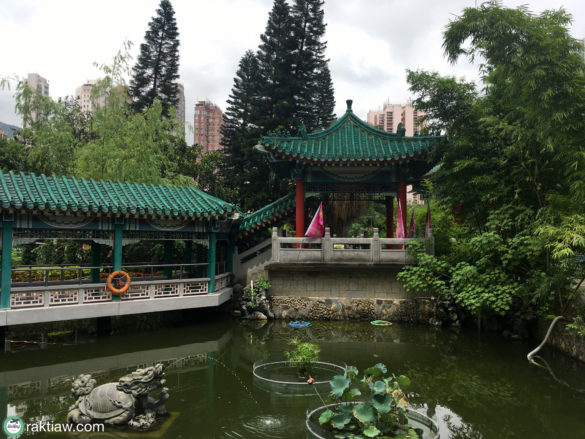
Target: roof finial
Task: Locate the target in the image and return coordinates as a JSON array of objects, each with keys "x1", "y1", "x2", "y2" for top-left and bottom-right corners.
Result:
[{"x1": 346, "y1": 99, "x2": 353, "y2": 112}]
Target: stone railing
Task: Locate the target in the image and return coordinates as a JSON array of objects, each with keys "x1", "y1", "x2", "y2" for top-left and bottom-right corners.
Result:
[
  {"x1": 9, "y1": 274, "x2": 232, "y2": 310},
  {"x1": 270, "y1": 227, "x2": 432, "y2": 265}
]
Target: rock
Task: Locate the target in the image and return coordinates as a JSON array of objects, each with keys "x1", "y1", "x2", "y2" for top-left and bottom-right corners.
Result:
[
  {"x1": 245, "y1": 311, "x2": 267, "y2": 320},
  {"x1": 232, "y1": 310, "x2": 242, "y2": 317}
]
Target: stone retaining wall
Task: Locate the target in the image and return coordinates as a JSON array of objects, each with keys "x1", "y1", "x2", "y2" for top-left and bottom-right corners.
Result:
[
  {"x1": 266, "y1": 266, "x2": 435, "y2": 322},
  {"x1": 538, "y1": 319, "x2": 585, "y2": 363},
  {"x1": 269, "y1": 296, "x2": 435, "y2": 323},
  {"x1": 268, "y1": 267, "x2": 407, "y2": 299}
]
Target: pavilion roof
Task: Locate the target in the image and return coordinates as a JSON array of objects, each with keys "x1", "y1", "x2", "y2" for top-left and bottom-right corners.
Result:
[
  {"x1": 0, "y1": 171, "x2": 238, "y2": 219},
  {"x1": 258, "y1": 100, "x2": 441, "y2": 166}
]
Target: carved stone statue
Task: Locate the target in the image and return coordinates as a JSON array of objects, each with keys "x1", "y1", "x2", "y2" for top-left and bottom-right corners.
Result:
[{"x1": 67, "y1": 363, "x2": 169, "y2": 430}]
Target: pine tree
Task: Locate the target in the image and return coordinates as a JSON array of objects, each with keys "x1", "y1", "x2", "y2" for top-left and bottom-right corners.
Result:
[
  {"x1": 255, "y1": 0, "x2": 297, "y2": 133},
  {"x1": 129, "y1": 0, "x2": 180, "y2": 117},
  {"x1": 290, "y1": 0, "x2": 334, "y2": 131},
  {"x1": 313, "y1": 65, "x2": 336, "y2": 129},
  {"x1": 220, "y1": 51, "x2": 273, "y2": 210},
  {"x1": 219, "y1": 0, "x2": 336, "y2": 210}
]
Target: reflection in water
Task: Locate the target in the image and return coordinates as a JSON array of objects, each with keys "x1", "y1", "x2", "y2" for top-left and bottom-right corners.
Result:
[{"x1": 2, "y1": 318, "x2": 585, "y2": 438}]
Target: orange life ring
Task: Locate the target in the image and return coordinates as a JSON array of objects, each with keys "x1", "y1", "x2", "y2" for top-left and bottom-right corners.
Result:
[{"x1": 107, "y1": 270, "x2": 131, "y2": 295}]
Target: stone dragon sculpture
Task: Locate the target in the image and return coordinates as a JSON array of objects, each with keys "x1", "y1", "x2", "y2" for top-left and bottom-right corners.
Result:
[{"x1": 67, "y1": 363, "x2": 169, "y2": 430}]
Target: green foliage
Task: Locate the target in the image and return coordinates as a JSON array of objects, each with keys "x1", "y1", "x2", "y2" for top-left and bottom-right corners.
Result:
[
  {"x1": 243, "y1": 275, "x2": 271, "y2": 309},
  {"x1": 0, "y1": 137, "x2": 28, "y2": 172},
  {"x1": 129, "y1": 0, "x2": 180, "y2": 117},
  {"x1": 189, "y1": 150, "x2": 237, "y2": 201},
  {"x1": 398, "y1": 214, "x2": 553, "y2": 317},
  {"x1": 566, "y1": 315, "x2": 585, "y2": 337},
  {"x1": 318, "y1": 363, "x2": 417, "y2": 439},
  {"x1": 406, "y1": 2, "x2": 585, "y2": 320},
  {"x1": 284, "y1": 337, "x2": 320, "y2": 376},
  {"x1": 7, "y1": 42, "x2": 190, "y2": 187},
  {"x1": 76, "y1": 98, "x2": 182, "y2": 184},
  {"x1": 14, "y1": 83, "x2": 84, "y2": 175}
]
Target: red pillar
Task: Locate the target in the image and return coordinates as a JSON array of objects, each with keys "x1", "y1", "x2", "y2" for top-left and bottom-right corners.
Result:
[
  {"x1": 398, "y1": 180, "x2": 407, "y2": 234},
  {"x1": 296, "y1": 178, "x2": 305, "y2": 237}
]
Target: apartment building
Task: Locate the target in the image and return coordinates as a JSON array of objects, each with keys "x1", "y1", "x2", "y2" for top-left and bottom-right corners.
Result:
[{"x1": 194, "y1": 100, "x2": 222, "y2": 153}]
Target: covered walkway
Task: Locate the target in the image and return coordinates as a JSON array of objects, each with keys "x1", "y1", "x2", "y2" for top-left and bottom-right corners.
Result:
[{"x1": 0, "y1": 171, "x2": 238, "y2": 325}]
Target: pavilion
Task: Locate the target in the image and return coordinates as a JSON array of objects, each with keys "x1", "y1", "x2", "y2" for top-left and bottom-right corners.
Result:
[{"x1": 252, "y1": 99, "x2": 442, "y2": 238}]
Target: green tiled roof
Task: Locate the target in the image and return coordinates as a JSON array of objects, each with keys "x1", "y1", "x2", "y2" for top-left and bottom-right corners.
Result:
[
  {"x1": 238, "y1": 193, "x2": 295, "y2": 235},
  {"x1": 259, "y1": 100, "x2": 441, "y2": 164},
  {"x1": 0, "y1": 171, "x2": 238, "y2": 218}
]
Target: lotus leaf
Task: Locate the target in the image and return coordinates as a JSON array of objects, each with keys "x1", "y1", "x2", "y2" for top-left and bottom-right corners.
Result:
[
  {"x1": 372, "y1": 393, "x2": 393, "y2": 414},
  {"x1": 363, "y1": 425, "x2": 381, "y2": 437},
  {"x1": 364, "y1": 363, "x2": 387, "y2": 377},
  {"x1": 353, "y1": 402, "x2": 376, "y2": 424},
  {"x1": 347, "y1": 388, "x2": 361, "y2": 400},
  {"x1": 396, "y1": 375, "x2": 411, "y2": 387},
  {"x1": 345, "y1": 365, "x2": 359, "y2": 378},
  {"x1": 371, "y1": 380, "x2": 386, "y2": 395},
  {"x1": 331, "y1": 411, "x2": 353, "y2": 429},
  {"x1": 319, "y1": 408, "x2": 334, "y2": 425},
  {"x1": 330, "y1": 375, "x2": 351, "y2": 397}
]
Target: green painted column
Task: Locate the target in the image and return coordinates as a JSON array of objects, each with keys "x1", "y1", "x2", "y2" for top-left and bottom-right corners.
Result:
[
  {"x1": 184, "y1": 240, "x2": 193, "y2": 277},
  {"x1": 1, "y1": 219, "x2": 14, "y2": 309},
  {"x1": 207, "y1": 232, "x2": 217, "y2": 293},
  {"x1": 91, "y1": 241, "x2": 101, "y2": 283},
  {"x1": 196, "y1": 244, "x2": 205, "y2": 277},
  {"x1": 112, "y1": 221, "x2": 123, "y2": 302},
  {"x1": 164, "y1": 240, "x2": 174, "y2": 279},
  {"x1": 227, "y1": 242, "x2": 234, "y2": 273}
]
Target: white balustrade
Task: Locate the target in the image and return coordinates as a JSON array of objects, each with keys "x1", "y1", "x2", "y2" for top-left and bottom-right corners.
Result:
[
  {"x1": 11, "y1": 291, "x2": 44, "y2": 308},
  {"x1": 83, "y1": 288, "x2": 112, "y2": 303},
  {"x1": 121, "y1": 285, "x2": 150, "y2": 301},
  {"x1": 183, "y1": 281, "x2": 208, "y2": 295},
  {"x1": 154, "y1": 283, "x2": 180, "y2": 298},
  {"x1": 270, "y1": 227, "x2": 428, "y2": 265},
  {"x1": 8, "y1": 273, "x2": 231, "y2": 310}
]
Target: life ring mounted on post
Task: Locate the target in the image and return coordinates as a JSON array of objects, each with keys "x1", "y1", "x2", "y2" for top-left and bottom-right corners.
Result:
[{"x1": 107, "y1": 270, "x2": 131, "y2": 295}]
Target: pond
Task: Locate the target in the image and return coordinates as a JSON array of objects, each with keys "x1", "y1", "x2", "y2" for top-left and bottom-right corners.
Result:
[{"x1": 2, "y1": 315, "x2": 585, "y2": 438}]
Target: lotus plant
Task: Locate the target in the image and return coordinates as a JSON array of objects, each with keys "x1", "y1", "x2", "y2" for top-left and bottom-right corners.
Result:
[{"x1": 317, "y1": 363, "x2": 418, "y2": 438}]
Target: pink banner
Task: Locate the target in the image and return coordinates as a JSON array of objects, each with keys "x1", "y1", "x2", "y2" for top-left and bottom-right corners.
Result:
[
  {"x1": 407, "y1": 210, "x2": 415, "y2": 238},
  {"x1": 396, "y1": 199, "x2": 405, "y2": 239},
  {"x1": 305, "y1": 203, "x2": 324, "y2": 238}
]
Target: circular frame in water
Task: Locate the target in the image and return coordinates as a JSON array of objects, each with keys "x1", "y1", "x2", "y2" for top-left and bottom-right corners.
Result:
[
  {"x1": 252, "y1": 359, "x2": 346, "y2": 396},
  {"x1": 305, "y1": 403, "x2": 440, "y2": 439}
]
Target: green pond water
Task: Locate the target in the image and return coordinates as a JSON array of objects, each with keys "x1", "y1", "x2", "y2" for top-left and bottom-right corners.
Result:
[{"x1": 2, "y1": 315, "x2": 585, "y2": 439}]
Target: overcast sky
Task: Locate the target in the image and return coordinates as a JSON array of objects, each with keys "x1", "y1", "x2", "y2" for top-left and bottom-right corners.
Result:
[{"x1": 1, "y1": 0, "x2": 584, "y2": 143}]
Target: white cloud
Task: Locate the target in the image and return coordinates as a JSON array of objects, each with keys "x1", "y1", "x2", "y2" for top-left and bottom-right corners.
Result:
[{"x1": 1, "y1": 0, "x2": 584, "y2": 135}]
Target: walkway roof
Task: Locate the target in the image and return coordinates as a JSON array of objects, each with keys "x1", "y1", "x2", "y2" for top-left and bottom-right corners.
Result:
[
  {"x1": 238, "y1": 193, "x2": 295, "y2": 236},
  {"x1": 0, "y1": 171, "x2": 238, "y2": 219}
]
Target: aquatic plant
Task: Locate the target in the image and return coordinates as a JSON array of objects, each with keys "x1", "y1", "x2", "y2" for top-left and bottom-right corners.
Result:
[
  {"x1": 284, "y1": 337, "x2": 320, "y2": 377},
  {"x1": 316, "y1": 363, "x2": 418, "y2": 438}
]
